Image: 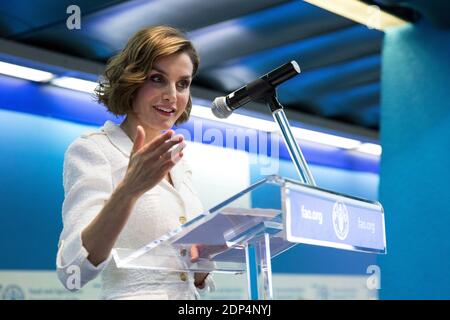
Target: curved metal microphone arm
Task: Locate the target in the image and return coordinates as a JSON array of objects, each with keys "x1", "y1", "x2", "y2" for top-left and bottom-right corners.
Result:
[{"x1": 263, "y1": 93, "x2": 316, "y2": 186}]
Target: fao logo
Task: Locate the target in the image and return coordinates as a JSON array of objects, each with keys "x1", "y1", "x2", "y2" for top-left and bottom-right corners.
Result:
[
  {"x1": 2, "y1": 284, "x2": 25, "y2": 300},
  {"x1": 332, "y1": 201, "x2": 349, "y2": 240}
]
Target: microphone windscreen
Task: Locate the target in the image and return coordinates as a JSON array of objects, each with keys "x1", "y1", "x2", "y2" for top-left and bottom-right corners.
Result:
[{"x1": 211, "y1": 96, "x2": 232, "y2": 119}]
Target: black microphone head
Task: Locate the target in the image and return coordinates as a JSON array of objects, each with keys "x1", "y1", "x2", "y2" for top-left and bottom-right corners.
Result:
[
  {"x1": 212, "y1": 96, "x2": 233, "y2": 119},
  {"x1": 265, "y1": 60, "x2": 301, "y2": 87}
]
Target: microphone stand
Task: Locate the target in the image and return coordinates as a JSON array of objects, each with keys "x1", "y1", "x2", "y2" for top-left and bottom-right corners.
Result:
[
  {"x1": 260, "y1": 90, "x2": 316, "y2": 186},
  {"x1": 241, "y1": 89, "x2": 316, "y2": 300}
]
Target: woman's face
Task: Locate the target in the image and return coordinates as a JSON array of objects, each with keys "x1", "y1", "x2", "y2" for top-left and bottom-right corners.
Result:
[{"x1": 130, "y1": 52, "x2": 194, "y2": 132}]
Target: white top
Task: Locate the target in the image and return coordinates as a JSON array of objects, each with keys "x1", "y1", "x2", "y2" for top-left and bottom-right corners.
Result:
[{"x1": 56, "y1": 121, "x2": 214, "y2": 300}]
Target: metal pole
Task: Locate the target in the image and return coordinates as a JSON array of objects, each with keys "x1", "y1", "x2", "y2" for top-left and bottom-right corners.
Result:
[{"x1": 272, "y1": 108, "x2": 316, "y2": 186}]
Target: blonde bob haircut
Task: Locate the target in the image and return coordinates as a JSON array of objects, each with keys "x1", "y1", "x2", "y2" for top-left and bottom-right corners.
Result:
[{"x1": 95, "y1": 25, "x2": 200, "y2": 125}]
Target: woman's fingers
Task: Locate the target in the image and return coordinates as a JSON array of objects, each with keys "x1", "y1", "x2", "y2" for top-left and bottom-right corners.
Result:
[
  {"x1": 160, "y1": 141, "x2": 186, "y2": 164},
  {"x1": 141, "y1": 134, "x2": 185, "y2": 163},
  {"x1": 124, "y1": 129, "x2": 188, "y2": 197},
  {"x1": 140, "y1": 130, "x2": 174, "y2": 155},
  {"x1": 138, "y1": 131, "x2": 184, "y2": 162},
  {"x1": 154, "y1": 134, "x2": 184, "y2": 157}
]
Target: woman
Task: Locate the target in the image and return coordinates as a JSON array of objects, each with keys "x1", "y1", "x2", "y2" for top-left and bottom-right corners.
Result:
[{"x1": 56, "y1": 25, "x2": 213, "y2": 300}]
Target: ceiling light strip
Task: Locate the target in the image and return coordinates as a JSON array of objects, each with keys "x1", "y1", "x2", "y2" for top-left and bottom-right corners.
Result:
[
  {"x1": 0, "y1": 61, "x2": 54, "y2": 82},
  {"x1": 304, "y1": 0, "x2": 408, "y2": 31}
]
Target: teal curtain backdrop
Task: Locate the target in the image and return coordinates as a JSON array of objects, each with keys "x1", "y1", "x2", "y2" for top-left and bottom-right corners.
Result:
[{"x1": 379, "y1": 20, "x2": 450, "y2": 299}]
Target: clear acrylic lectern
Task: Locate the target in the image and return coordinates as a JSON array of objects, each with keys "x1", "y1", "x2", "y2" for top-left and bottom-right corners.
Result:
[{"x1": 112, "y1": 175, "x2": 386, "y2": 300}]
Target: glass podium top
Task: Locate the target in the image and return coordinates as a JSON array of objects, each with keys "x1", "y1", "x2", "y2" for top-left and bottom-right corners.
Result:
[{"x1": 112, "y1": 175, "x2": 386, "y2": 274}]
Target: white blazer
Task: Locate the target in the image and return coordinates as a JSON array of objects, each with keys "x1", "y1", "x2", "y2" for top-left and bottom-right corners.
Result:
[{"x1": 56, "y1": 120, "x2": 214, "y2": 299}]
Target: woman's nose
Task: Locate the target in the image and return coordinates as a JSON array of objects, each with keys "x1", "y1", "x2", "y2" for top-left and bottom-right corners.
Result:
[{"x1": 162, "y1": 83, "x2": 177, "y2": 102}]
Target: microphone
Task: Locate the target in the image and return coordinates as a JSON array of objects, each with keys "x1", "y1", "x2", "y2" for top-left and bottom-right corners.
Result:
[{"x1": 211, "y1": 60, "x2": 300, "y2": 119}]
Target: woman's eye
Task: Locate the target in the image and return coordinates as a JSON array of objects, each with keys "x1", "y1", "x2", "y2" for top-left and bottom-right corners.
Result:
[
  {"x1": 177, "y1": 80, "x2": 190, "y2": 89},
  {"x1": 149, "y1": 75, "x2": 164, "y2": 83}
]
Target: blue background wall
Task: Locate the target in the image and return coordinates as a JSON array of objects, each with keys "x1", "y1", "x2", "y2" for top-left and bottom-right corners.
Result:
[
  {"x1": 0, "y1": 107, "x2": 380, "y2": 275},
  {"x1": 378, "y1": 20, "x2": 450, "y2": 299},
  {"x1": 0, "y1": 77, "x2": 380, "y2": 279},
  {"x1": 0, "y1": 109, "x2": 88, "y2": 269}
]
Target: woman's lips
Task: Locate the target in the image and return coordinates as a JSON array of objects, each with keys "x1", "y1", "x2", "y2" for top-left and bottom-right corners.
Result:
[{"x1": 153, "y1": 105, "x2": 175, "y2": 117}]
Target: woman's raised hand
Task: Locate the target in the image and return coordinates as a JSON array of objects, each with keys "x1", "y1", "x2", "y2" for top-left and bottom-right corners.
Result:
[{"x1": 122, "y1": 125, "x2": 185, "y2": 199}]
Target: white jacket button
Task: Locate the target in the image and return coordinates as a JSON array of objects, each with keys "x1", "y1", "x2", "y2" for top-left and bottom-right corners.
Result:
[{"x1": 180, "y1": 272, "x2": 188, "y2": 281}]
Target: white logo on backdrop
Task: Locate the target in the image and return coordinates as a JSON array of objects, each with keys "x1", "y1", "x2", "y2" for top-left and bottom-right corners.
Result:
[{"x1": 332, "y1": 201, "x2": 349, "y2": 240}]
